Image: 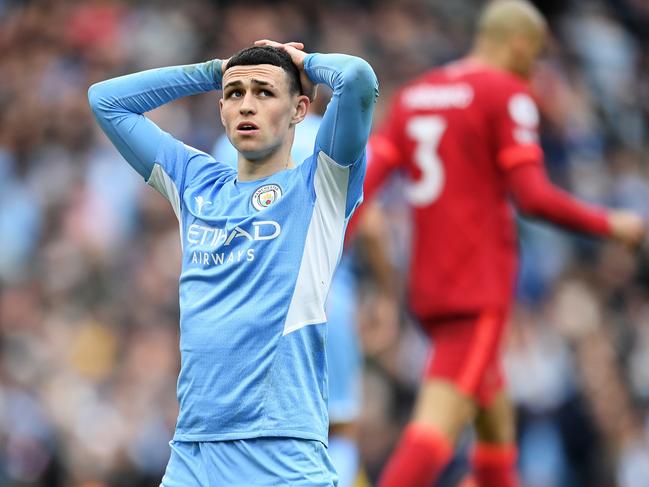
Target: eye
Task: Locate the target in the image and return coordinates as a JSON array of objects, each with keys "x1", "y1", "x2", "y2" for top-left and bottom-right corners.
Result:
[
  {"x1": 226, "y1": 89, "x2": 243, "y2": 99},
  {"x1": 259, "y1": 89, "x2": 273, "y2": 97}
]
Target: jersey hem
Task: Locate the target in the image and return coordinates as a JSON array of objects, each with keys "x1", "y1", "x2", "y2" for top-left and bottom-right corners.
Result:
[{"x1": 172, "y1": 429, "x2": 328, "y2": 446}]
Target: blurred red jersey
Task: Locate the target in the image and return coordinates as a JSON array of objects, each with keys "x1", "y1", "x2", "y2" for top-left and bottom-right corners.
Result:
[{"x1": 368, "y1": 59, "x2": 546, "y2": 318}]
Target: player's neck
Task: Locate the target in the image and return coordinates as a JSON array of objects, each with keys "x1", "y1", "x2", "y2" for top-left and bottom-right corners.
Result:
[
  {"x1": 237, "y1": 143, "x2": 294, "y2": 182},
  {"x1": 469, "y1": 42, "x2": 513, "y2": 75}
]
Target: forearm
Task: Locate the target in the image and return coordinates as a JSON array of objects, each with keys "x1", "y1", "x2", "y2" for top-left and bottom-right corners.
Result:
[
  {"x1": 357, "y1": 203, "x2": 399, "y2": 298},
  {"x1": 88, "y1": 60, "x2": 223, "y2": 178},
  {"x1": 508, "y1": 163, "x2": 610, "y2": 236},
  {"x1": 305, "y1": 53, "x2": 378, "y2": 164}
]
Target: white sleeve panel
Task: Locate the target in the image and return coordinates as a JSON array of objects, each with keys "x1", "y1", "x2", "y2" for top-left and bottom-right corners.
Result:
[
  {"x1": 147, "y1": 163, "x2": 183, "y2": 247},
  {"x1": 283, "y1": 152, "x2": 350, "y2": 335}
]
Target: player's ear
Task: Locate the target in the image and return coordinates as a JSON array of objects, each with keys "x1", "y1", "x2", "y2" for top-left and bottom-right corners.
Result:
[
  {"x1": 291, "y1": 95, "x2": 310, "y2": 126},
  {"x1": 219, "y1": 98, "x2": 226, "y2": 127}
]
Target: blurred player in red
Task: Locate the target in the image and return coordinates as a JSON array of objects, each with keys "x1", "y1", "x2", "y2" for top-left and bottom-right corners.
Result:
[{"x1": 360, "y1": 1, "x2": 646, "y2": 486}]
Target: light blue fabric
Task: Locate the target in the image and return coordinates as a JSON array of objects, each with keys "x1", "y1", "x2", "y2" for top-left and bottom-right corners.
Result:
[
  {"x1": 162, "y1": 438, "x2": 338, "y2": 487},
  {"x1": 327, "y1": 436, "x2": 359, "y2": 487},
  {"x1": 88, "y1": 60, "x2": 223, "y2": 180},
  {"x1": 213, "y1": 115, "x2": 363, "y2": 425},
  {"x1": 325, "y1": 257, "x2": 361, "y2": 423},
  {"x1": 88, "y1": 53, "x2": 378, "y2": 446}
]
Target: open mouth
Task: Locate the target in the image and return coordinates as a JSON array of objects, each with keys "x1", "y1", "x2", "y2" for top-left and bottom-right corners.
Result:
[{"x1": 237, "y1": 122, "x2": 259, "y2": 132}]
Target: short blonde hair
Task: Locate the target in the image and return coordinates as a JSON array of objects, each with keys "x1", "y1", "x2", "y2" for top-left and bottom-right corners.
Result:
[{"x1": 477, "y1": 0, "x2": 547, "y2": 42}]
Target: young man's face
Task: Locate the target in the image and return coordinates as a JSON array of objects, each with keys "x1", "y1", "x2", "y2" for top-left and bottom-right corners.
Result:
[{"x1": 220, "y1": 64, "x2": 305, "y2": 161}]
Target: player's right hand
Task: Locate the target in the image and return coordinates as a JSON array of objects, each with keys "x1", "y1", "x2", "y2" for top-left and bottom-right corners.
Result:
[
  {"x1": 608, "y1": 210, "x2": 646, "y2": 247},
  {"x1": 221, "y1": 57, "x2": 230, "y2": 75}
]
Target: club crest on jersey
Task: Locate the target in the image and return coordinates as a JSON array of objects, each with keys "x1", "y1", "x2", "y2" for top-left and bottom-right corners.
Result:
[{"x1": 252, "y1": 184, "x2": 282, "y2": 211}]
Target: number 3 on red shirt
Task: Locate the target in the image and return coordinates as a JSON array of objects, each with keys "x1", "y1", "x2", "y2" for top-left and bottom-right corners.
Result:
[{"x1": 406, "y1": 115, "x2": 446, "y2": 207}]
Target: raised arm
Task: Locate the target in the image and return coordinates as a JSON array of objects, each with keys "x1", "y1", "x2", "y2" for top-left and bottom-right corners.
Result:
[
  {"x1": 88, "y1": 60, "x2": 223, "y2": 179},
  {"x1": 305, "y1": 53, "x2": 379, "y2": 165},
  {"x1": 252, "y1": 40, "x2": 378, "y2": 166}
]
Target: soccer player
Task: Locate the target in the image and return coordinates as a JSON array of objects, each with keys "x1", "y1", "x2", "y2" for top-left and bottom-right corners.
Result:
[
  {"x1": 211, "y1": 103, "x2": 363, "y2": 487},
  {"x1": 88, "y1": 40, "x2": 378, "y2": 486},
  {"x1": 357, "y1": 2, "x2": 645, "y2": 487}
]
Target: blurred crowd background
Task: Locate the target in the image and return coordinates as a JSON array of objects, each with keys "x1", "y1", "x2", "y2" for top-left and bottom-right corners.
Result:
[{"x1": 1, "y1": 0, "x2": 649, "y2": 486}]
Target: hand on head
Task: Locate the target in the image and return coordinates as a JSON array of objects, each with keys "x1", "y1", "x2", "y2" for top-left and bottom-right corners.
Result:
[
  {"x1": 221, "y1": 57, "x2": 230, "y2": 74},
  {"x1": 254, "y1": 39, "x2": 317, "y2": 102}
]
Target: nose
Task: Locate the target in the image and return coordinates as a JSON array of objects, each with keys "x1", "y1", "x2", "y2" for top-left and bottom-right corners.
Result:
[{"x1": 239, "y1": 91, "x2": 257, "y2": 116}]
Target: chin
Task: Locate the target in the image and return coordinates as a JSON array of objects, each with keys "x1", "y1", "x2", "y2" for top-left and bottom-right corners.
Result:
[
  {"x1": 238, "y1": 146, "x2": 271, "y2": 162},
  {"x1": 236, "y1": 141, "x2": 281, "y2": 162},
  {"x1": 232, "y1": 139, "x2": 260, "y2": 158}
]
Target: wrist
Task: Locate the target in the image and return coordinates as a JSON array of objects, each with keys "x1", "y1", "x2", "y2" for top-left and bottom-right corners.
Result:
[
  {"x1": 303, "y1": 53, "x2": 317, "y2": 81},
  {"x1": 601, "y1": 210, "x2": 614, "y2": 236},
  {"x1": 203, "y1": 59, "x2": 224, "y2": 90}
]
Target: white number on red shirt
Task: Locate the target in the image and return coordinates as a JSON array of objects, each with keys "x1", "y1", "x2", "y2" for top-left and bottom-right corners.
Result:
[{"x1": 405, "y1": 115, "x2": 447, "y2": 207}]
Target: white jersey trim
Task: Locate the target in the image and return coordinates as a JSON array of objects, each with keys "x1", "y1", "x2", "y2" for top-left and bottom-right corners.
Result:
[
  {"x1": 147, "y1": 163, "x2": 183, "y2": 247},
  {"x1": 283, "y1": 151, "x2": 349, "y2": 336}
]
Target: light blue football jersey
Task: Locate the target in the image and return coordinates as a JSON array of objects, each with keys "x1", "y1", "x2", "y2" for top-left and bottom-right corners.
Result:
[
  {"x1": 212, "y1": 113, "x2": 363, "y2": 425},
  {"x1": 89, "y1": 53, "x2": 378, "y2": 445}
]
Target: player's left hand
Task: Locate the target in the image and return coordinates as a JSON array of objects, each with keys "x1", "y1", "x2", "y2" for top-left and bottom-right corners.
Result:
[
  {"x1": 608, "y1": 210, "x2": 646, "y2": 248},
  {"x1": 254, "y1": 39, "x2": 317, "y2": 101}
]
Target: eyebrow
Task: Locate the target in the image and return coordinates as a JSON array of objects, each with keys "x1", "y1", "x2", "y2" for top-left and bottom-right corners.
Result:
[{"x1": 223, "y1": 79, "x2": 275, "y2": 90}]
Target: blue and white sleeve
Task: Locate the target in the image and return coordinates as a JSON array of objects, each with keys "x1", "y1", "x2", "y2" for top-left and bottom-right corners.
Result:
[
  {"x1": 88, "y1": 61, "x2": 224, "y2": 211},
  {"x1": 306, "y1": 53, "x2": 378, "y2": 166},
  {"x1": 301, "y1": 53, "x2": 378, "y2": 218}
]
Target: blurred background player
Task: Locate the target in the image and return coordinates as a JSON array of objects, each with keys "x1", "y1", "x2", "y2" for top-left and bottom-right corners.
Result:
[
  {"x1": 211, "y1": 94, "x2": 363, "y2": 487},
  {"x1": 356, "y1": 1, "x2": 646, "y2": 486}
]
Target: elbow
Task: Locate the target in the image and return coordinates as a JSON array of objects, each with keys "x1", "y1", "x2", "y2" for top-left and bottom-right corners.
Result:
[
  {"x1": 349, "y1": 59, "x2": 380, "y2": 115},
  {"x1": 87, "y1": 81, "x2": 111, "y2": 114},
  {"x1": 339, "y1": 57, "x2": 379, "y2": 101},
  {"x1": 343, "y1": 57, "x2": 379, "y2": 98},
  {"x1": 346, "y1": 57, "x2": 378, "y2": 86}
]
